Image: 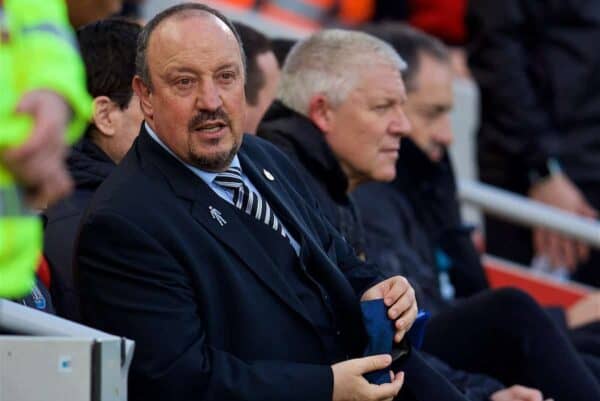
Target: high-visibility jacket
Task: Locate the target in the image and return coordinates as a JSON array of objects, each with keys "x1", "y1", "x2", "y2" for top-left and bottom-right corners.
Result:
[
  {"x1": 220, "y1": 0, "x2": 374, "y2": 29},
  {"x1": 0, "y1": 0, "x2": 91, "y2": 298}
]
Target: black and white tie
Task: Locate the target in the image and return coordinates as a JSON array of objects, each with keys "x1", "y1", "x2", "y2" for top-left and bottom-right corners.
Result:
[{"x1": 213, "y1": 167, "x2": 287, "y2": 238}]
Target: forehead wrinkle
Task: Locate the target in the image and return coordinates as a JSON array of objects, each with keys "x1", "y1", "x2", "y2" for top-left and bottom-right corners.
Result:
[{"x1": 148, "y1": 12, "x2": 242, "y2": 80}]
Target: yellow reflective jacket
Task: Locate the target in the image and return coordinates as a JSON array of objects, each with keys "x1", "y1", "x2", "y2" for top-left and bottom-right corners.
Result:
[{"x1": 0, "y1": 0, "x2": 92, "y2": 298}]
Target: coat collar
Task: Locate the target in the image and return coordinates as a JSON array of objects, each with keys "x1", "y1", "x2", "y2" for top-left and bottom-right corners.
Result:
[
  {"x1": 67, "y1": 136, "x2": 115, "y2": 190},
  {"x1": 135, "y1": 126, "x2": 320, "y2": 329},
  {"x1": 394, "y1": 138, "x2": 453, "y2": 192},
  {"x1": 258, "y1": 101, "x2": 349, "y2": 201}
]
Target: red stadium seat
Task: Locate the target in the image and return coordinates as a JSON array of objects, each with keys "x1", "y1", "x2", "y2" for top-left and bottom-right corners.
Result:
[{"x1": 483, "y1": 255, "x2": 592, "y2": 308}]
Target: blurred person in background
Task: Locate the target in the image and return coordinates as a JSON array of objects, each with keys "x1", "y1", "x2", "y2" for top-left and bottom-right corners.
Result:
[
  {"x1": 216, "y1": 0, "x2": 376, "y2": 29},
  {"x1": 218, "y1": 0, "x2": 470, "y2": 76},
  {"x1": 258, "y1": 26, "x2": 580, "y2": 401},
  {"x1": 66, "y1": 0, "x2": 124, "y2": 27},
  {"x1": 118, "y1": 0, "x2": 146, "y2": 22},
  {"x1": 353, "y1": 24, "x2": 600, "y2": 382},
  {"x1": 43, "y1": 18, "x2": 143, "y2": 321},
  {"x1": 217, "y1": 0, "x2": 466, "y2": 39},
  {"x1": 0, "y1": 0, "x2": 92, "y2": 301},
  {"x1": 373, "y1": 0, "x2": 465, "y2": 46},
  {"x1": 233, "y1": 22, "x2": 281, "y2": 134},
  {"x1": 271, "y1": 37, "x2": 296, "y2": 66},
  {"x1": 467, "y1": 0, "x2": 600, "y2": 286}
]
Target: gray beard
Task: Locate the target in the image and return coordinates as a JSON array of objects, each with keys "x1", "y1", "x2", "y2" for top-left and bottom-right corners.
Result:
[{"x1": 187, "y1": 138, "x2": 240, "y2": 172}]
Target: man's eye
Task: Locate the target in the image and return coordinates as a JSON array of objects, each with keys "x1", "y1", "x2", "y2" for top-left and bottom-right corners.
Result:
[
  {"x1": 425, "y1": 109, "x2": 442, "y2": 119},
  {"x1": 219, "y1": 72, "x2": 236, "y2": 82},
  {"x1": 374, "y1": 103, "x2": 392, "y2": 111},
  {"x1": 177, "y1": 78, "x2": 194, "y2": 87}
]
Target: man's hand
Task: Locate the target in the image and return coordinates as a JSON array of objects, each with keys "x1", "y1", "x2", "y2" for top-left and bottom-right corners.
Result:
[
  {"x1": 361, "y1": 276, "x2": 418, "y2": 343},
  {"x1": 529, "y1": 173, "x2": 597, "y2": 271},
  {"x1": 566, "y1": 293, "x2": 600, "y2": 329},
  {"x1": 1, "y1": 90, "x2": 74, "y2": 208},
  {"x1": 332, "y1": 354, "x2": 404, "y2": 401},
  {"x1": 490, "y1": 385, "x2": 552, "y2": 401}
]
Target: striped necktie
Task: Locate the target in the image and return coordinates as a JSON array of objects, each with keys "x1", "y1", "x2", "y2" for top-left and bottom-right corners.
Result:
[{"x1": 213, "y1": 166, "x2": 287, "y2": 238}]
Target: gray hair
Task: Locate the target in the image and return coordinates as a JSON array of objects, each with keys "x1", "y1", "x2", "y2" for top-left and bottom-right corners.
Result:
[
  {"x1": 136, "y1": 2, "x2": 245, "y2": 88},
  {"x1": 277, "y1": 29, "x2": 407, "y2": 116},
  {"x1": 360, "y1": 23, "x2": 450, "y2": 91}
]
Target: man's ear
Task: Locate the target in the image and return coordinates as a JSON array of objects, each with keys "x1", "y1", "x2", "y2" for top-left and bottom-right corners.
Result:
[
  {"x1": 132, "y1": 75, "x2": 153, "y2": 119},
  {"x1": 92, "y1": 96, "x2": 116, "y2": 137},
  {"x1": 308, "y1": 94, "x2": 333, "y2": 135}
]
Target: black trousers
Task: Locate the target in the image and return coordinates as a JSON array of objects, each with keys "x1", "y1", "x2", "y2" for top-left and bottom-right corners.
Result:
[
  {"x1": 423, "y1": 288, "x2": 600, "y2": 401},
  {"x1": 393, "y1": 350, "x2": 475, "y2": 401},
  {"x1": 571, "y1": 322, "x2": 600, "y2": 356}
]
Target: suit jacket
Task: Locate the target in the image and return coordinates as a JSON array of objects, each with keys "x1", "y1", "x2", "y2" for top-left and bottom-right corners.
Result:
[{"x1": 76, "y1": 127, "x2": 384, "y2": 401}]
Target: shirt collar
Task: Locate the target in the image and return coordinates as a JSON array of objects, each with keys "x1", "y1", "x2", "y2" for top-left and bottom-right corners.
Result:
[{"x1": 144, "y1": 122, "x2": 241, "y2": 187}]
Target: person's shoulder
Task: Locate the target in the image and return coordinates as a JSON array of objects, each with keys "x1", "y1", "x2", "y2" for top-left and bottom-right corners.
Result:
[
  {"x1": 240, "y1": 134, "x2": 300, "y2": 173},
  {"x1": 353, "y1": 181, "x2": 400, "y2": 200},
  {"x1": 43, "y1": 188, "x2": 91, "y2": 226},
  {"x1": 241, "y1": 133, "x2": 286, "y2": 156},
  {"x1": 82, "y1": 149, "x2": 174, "y2": 226},
  {"x1": 240, "y1": 134, "x2": 321, "y2": 206},
  {"x1": 352, "y1": 181, "x2": 412, "y2": 219}
]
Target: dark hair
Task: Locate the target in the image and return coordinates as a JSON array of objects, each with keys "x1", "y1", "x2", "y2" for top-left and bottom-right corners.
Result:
[
  {"x1": 77, "y1": 18, "x2": 141, "y2": 109},
  {"x1": 233, "y1": 22, "x2": 273, "y2": 106},
  {"x1": 136, "y1": 3, "x2": 245, "y2": 88},
  {"x1": 361, "y1": 23, "x2": 450, "y2": 90},
  {"x1": 271, "y1": 37, "x2": 297, "y2": 66}
]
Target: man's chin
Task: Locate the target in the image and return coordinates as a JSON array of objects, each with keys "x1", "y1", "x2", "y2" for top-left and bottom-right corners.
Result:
[
  {"x1": 372, "y1": 169, "x2": 397, "y2": 183},
  {"x1": 189, "y1": 145, "x2": 239, "y2": 172},
  {"x1": 427, "y1": 145, "x2": 448, "y2": 163},
  {"x1": 427, "y1": 149, "x2": 443, "y2": 163}
]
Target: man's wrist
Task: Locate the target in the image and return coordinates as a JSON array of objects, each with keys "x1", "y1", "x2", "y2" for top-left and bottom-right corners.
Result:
[{"x1": 528, "y1": 157, "x2": 562, "y2": 187}]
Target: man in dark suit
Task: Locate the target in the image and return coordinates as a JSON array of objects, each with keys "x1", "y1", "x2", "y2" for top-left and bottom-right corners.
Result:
[{"x1": 74, "y1": 4, "x2": 480, "y2": 401}]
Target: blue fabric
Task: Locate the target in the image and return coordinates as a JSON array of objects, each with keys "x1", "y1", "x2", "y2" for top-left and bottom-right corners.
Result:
[
  {"x1": 361, "y1": 299, "x2": 395, "y2": 384},
  {"x1": 361, "y1": 300, "x2": 430, "y2": 384},
  {"x1": 407, "y1": 311, "x2": 430, "y2": 350}
]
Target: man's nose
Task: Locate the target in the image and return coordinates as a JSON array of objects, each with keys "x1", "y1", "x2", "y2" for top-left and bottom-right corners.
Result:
[
  {"x1": 435, "y1": 115, "x2": 454, "y2": 146},
  {"x1": 196, "y1": 80, "x2": 223, "y2": 111},
  {"x1": 389, "y1": 107, "x2": 412, "y2": 137}
]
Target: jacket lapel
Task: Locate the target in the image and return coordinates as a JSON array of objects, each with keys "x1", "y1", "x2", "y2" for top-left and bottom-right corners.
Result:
[
  {"x1": 239, "y1": 151, "x2": 355, "y2": 286},
  {"x1": 238, "y1": 151, "x2": 310, "y2": 245},
  {"x1": 137, "y1": 130, "x2": 316, "y2": 327}
]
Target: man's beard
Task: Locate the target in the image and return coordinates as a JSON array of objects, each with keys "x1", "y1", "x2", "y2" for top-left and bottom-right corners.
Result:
[
  {"x1": 186, "y1": 108, "x2": 240, "y2": 171},
  {"x1": 188, "y1": 136, "x2": 240, "y2": 172}
]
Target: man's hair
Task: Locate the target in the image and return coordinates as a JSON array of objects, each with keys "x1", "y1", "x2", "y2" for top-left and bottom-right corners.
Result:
[
  {"x1": 277, "y1": 29, "x2": 406, "y2": 116},
  {"x1": 361, "y1": 23, "x2": 450, "y2": 91},
  {"x1": 233, "y1": 22, "x2": 272, "y2": 106},
  {"x1": 136, "y1": 2, "x2": 245, "y2": 88},
  {"x1": 271, "y1": 37, "x2": 297, "y2": 66},
  {"x1": 77, "y1": 18, "x2": 141, "y2": 109}
]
